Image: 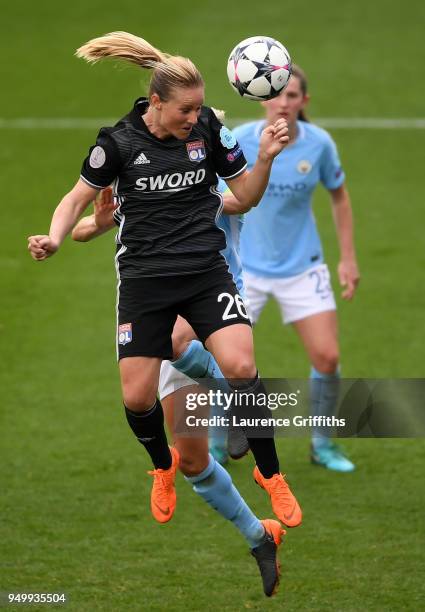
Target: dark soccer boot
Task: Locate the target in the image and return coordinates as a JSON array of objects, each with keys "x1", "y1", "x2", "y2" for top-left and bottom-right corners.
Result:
[{"x1": 251, "y1": 519, "x2": 286, "y2": 597}]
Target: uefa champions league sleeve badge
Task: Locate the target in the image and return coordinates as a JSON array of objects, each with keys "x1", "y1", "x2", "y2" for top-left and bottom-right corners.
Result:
[
  {"x1": 89, "y1": 146, "x2": 106, "y2": 168},
  {"x1": 220, "y1": 126, "x2": 237, "y2": 149}
]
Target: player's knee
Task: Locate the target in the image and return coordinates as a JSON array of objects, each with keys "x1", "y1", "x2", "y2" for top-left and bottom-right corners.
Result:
[
  {"x1": 172, "y1": 329, "x2": 190, "y2": 360},
  {"x1": 171, "y1": 320, "x2": 196, "y2": 360},
  {"x1": 179, "y1": 452, "x2": 209, "y2": 477},
  {"x1": 224, "y1": 358, "x2": 257, "y2": 380},
  {"x1": 220, "y1": 354, "x2": 257, "y2": 380},
  {"x1": 122, "y1": 384, "x2": 157, "y2": 412},
  {"x1": 313, "y1": 349, "x2": 339, "y2": 375}
]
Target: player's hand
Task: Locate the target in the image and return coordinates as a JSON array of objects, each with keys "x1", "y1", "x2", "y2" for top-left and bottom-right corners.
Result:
[
  {"x1": 338, "y1": 258, "x2": 360, "y2": 300},
  {"x1": 258, "y1": 119, "x2": 289, "y2": 160},
  {"x1": 94, "y1": 187, "x2": 118, "y2": 230},
  {"x1": 27, "y1": 235, "x2": 59, "y2": 261}
]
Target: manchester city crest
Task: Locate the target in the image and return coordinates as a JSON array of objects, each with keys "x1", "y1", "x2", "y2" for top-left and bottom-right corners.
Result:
[{"x1": 297, "y1": 159, "x2": 312, "y2": 174}]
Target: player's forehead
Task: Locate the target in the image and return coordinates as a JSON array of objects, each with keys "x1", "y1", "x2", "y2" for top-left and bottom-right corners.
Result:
[
  {"x1": 168, "y1": 86, "x2": 205, "y2": 107},
  {"x1": 283, "y1": 75, "x2": 303, "y2": 95}
]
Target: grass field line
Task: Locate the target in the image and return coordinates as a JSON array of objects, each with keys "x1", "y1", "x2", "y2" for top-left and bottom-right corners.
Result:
[{"x1": 1, "y1": 117, "x2": 425, "y2": 129}]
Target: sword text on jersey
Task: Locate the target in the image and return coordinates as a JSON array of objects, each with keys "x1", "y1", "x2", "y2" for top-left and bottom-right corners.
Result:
[{"x1": 135, "y1": 168, "x2": 206, "y2": 192}]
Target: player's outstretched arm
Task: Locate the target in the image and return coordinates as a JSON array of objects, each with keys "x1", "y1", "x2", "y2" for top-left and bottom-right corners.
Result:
[
  {"x1": 28, "y1": 179, "x2": 98, "y2": 260},
  {"x1": 72, "y1": 187, "x2": 117, "y2": 242},
  {"x1": 222, "y1": 192, "x2": 247, "y2": 214},
  {"x1": 329, "y1": 184, "x2": 360, "y2": 300},
  {"x1": 225, "y1": 119, "x2": 289, "y2": 211}
]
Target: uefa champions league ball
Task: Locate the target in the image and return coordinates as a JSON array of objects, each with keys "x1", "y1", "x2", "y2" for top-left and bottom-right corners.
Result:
[{"x1": 227, "y1": 36, "x2": 292, "y2": 101}]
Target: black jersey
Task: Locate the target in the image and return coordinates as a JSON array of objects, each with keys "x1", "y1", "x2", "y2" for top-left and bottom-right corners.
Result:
[{"x1": 80, "y1": 99, "x2": 247, "y2": 278}]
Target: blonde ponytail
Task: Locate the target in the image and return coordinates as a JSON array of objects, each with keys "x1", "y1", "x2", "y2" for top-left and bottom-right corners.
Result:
[
  {"x1": 76, "y1": 31, "x2": 203, "y2": 101},
  {"x1": 75, "y1": 31, "x2": 166, "y2": 68}
]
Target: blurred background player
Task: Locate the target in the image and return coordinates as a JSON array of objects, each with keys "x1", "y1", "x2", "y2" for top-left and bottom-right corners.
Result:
[{"x1": 224, "y1": 65, "x2": 360, "y2": 472}]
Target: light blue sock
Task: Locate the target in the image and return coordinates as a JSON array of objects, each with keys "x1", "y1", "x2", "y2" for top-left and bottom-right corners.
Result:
[
  {"x1": 172, "y1": 340, "x2": 225, "y2": 380},
  {"x1": 185, "y1": 455, "x2": 265, "y2": 549},
  {"x1": 173, "y1": 341, "x2": 228, "y2": 450},
  {"x1": 310, "y1": 366, "x2": 340, "y2": 449},
  {"x1": 208, "y1": 400, "x2": 228, "y2": 450}
]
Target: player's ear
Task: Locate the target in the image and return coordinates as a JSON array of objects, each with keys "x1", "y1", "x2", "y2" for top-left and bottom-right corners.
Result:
[{"x1": 150, "y1": 92, "x2": 162, "y2": 111}]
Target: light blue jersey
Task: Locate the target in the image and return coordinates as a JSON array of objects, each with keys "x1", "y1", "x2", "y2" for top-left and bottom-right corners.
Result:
[
  {"x1": 235, "y1": 120, "x2": 345, "y2": 278},
  {"x1": 217, "y1": 212, "x2": 244, "y2": 294}
]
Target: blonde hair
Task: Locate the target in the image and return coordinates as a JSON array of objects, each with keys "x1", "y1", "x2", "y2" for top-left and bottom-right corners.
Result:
[
  {"x1": 211, "y1": 107, "x2": 226, "y2": 123},
  {"x1": 76, "y1": 31, "x2": 203, "y2": 101}
]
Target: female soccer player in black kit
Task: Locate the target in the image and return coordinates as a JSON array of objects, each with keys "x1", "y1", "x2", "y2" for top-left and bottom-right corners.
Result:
[{"x1": 28, "y1": 32, "x2": 302, "y2": 596}]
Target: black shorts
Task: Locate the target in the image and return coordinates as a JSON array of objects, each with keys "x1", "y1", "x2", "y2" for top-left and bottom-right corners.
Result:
[{"x1": 117, "y1": 265, "x2": 251, "y2": 359}]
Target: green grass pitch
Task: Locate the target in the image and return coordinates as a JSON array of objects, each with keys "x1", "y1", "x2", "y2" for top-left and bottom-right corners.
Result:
[{"x1": 1, "y1": 0, "x2": 425, "y2": 609}]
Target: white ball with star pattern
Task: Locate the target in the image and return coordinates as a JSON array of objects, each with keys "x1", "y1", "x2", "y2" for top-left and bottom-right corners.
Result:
[{"x1": 227, "y1": 36, "x2": 292, "y2": 101}]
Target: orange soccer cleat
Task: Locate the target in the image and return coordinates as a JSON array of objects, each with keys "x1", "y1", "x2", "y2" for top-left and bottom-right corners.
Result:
[
  {"x1": 148, "y1": 446, "x2": 180, "y2": 524},
  {"x1": 253, "y1": 466, "x2": 302, "y2": 528},
  {"x1": 251, "y1": 519, "x2": 286, "y2": 597}
]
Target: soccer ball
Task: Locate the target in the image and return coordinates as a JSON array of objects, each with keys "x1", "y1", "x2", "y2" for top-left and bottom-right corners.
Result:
[{"x1": 227, "y1": 36, "x2": 292, "y2": 101}]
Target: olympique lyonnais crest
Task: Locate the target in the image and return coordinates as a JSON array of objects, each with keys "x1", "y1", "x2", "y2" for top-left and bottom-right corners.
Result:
[
  {"x1": 186, "y1": 140, "x2": 206, "y2": 163},
  {"x1": 118, "y1": 323, "x2": 132, "y2": 345}
]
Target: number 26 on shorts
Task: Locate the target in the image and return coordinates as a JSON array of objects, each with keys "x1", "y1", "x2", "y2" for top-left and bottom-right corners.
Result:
[{"x1": 218, "y1": 292, "x2": 249, "y2": 320}]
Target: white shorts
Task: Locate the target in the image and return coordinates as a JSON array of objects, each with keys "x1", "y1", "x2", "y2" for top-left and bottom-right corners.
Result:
[
  {"x1": 159, "y1": 359, "x2": 197, "y2": 400},
  {"x1": 243, "y1": 264, "x2": 336, "y2": 325}
]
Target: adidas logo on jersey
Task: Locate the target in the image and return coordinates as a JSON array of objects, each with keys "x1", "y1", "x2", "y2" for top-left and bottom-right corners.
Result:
[{"x1": 134, "y1": 152, "x2": 150, "y2": 165}]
